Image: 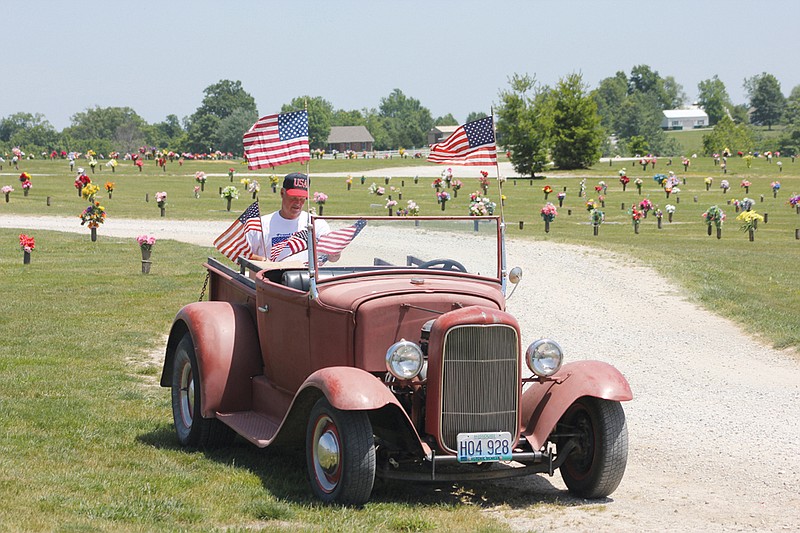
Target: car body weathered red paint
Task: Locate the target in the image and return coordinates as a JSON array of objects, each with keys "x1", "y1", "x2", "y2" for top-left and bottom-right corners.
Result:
[{"x1": 161, "y1": 215, "x2": 632, "y2": 505}]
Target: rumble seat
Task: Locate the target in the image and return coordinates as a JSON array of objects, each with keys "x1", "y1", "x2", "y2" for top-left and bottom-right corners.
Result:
[{"x1": 281, "y1": 270, "x2": 310, "y2": 291}]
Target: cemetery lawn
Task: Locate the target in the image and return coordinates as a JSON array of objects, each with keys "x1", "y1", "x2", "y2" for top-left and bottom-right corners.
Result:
[{"x1": 0, "y1": 154, "x2": 797, "y2": 529}]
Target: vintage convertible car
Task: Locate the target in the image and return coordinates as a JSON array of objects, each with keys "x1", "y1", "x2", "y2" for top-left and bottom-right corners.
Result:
[{"x1": 160, "y1": 215, "x2": 631, "y2": 505}]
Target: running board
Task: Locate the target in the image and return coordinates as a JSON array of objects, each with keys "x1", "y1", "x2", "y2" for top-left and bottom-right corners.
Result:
[{"x1": 216, "y1": 411, "x2": 279, "y2": 448}]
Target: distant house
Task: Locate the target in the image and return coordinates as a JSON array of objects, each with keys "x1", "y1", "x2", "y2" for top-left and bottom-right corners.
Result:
[
  {"x1": 427, "y1": 125, "x2": 459, "y2": 146},
  {"x1": 326, "y1": 126, "x2": 374, "y2": 153},
  {"x1": 661, "y1": 107, "x2": 709, "y2": 130}
]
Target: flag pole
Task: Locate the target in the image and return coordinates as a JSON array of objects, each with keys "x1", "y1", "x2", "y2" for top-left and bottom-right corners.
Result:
[{"x1": 490, "y1": 107, "x2": 509, "y2": 294}]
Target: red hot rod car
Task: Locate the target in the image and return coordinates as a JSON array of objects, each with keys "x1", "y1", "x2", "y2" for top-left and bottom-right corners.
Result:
[{"x1": 160, "y1": 215, "x2": 632, "y2": 505}]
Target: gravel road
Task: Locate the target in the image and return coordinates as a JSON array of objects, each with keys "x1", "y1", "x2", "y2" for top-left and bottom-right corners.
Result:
[{"x1": 2, "y1": 211, "x2": 798, "y2": 532}]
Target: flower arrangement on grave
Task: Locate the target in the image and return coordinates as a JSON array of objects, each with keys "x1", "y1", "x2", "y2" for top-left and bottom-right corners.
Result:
[
  {"x1": 543, "y1": 184, "x2": 553, "y2": 199},
  {"x1": 701, "y1": 205, "x2": 726, "y2": 231},
  {"x1": 451, "y1": 179, "x2": 463, "y2": 197},
  {"x1": 193, "y1": 186, "x2": 201, "y2": 198},
  {"x1": 787, "y1": 194, "x2": 800, "y2": 208},
  {"x1": 653, "y1": 174, "x2": 667, "y2": 187},
  {"x1": 385, "y1": 199, "x2": 398, "y2": 215},
  {"x1": 20, "y1": 234, "x2": 35, "y2": 253},
  {"x1": 638, "y1": 198, "x2": 653, "y2": 217},
  {"x1": 19, "y1": 172, "x2": 31, "y2": 184},
  {"x1": 368, "y1": 182, "x2": 385, "y2": 195},
  {"x1": 682, "y1": 157, "x2": 691, "y2": 171},
  {"x1": 104, "y1": 181, "x2": 114, "y2": 199},
  {"x1": 79, "y1": 201, "x2": 106, "y2": 228},
  {"x1": 405, "y1": 200, "x2": 420, "y2": 216},
  {"x1": 479, "y1": 171, "x2": 490, "y2": 194},
  {"x1": 155, "y1": 191, "x2": 168, "y2": 207},
  {"x1": 75, "y1": 173, "x2": 91, "y2": 194},
  {"x1": 720, "y1": 179, "x2": 730, "y2": 193},
  {"x1": 705, "y1": 177, "x2": 713, "y2": 191},
  {"x1": 665, "y1": 204, "x2": 676, "y2": 222},
  {"x1": 741, "y1": 197, "x2": 755, "y2": 211},
  {"x1": 269, "y1": 175, "x2": 280, "y2": 191},
  {"x1": 736, "y1": 210, "x2": 763, "y2": 236},
  {"x1": 589, "y1": 208, "x2": 604, "y2": 234},
  {"x1": 540, "y1": 202, "x2": 557, "y2": 232},
  {"x1": 634, "y1": 178, "x2": 643, "y2": 194},
  {"x1": 228, "y1": 168, "x2": 235, "y2": 181},
  {"x1": 468, "y1": 192, "x2": 495, "y2": 216},
  {"x1": 221, "y1": 186, "x2": 237, "y2": 211},
  {"x1": 346, "y1": 175, "x2": 352, "y2": 190},
  {"x1": 619, "y1": 172, "x2": 630, "y2": 190},
  {"x1": 2, "y1": 185, "x2": 13, "y2": 202},
  {"x1": 666, "y1": 172, "x2": 680, "y2": 189},
  {"x1": 247, "y1": 179, "x2": 260, "y2": 198},
  {"x1": 740, "y1": 179, "x2": 751, "y2": 193},
  {"x1": 135, "y1": 159, "x2": 144, "y2": 171},
  {"x1": 557, "y1": 191, "x2": 566, "y2": 207},
  {"x1": 432, "y1": 177, "x2": 443, "y2": 191},
  {"x1": 437, "y1": 191, "x2": 451, "y2": 210},
  {"x1": 743, "y1": 154, "x2": 754, "y2": 168},
  {"x1": 137, "y1": 234, "x2": 156, "y2": 252},
  {"x1": 442, "y1": 168, "x2": 453, "y2": 186},
  {"x1": 106, "y1": 159, "x2": 118, "y2": 172},
  {"x1": 585, "y1": 198, "x2": 596, "y2": 211},
  {"x1": 21, "y1": 177, "x2": 32, "y2": 194},
  {"x1": 313, "y1": 191, "x2": 328, "y2": 214},
  {"x1": 629, "y1": 206, "x2": 643, "y2": 232},
  {"x1": 240, "y1": 177, "x2": 252, "y2": 192},
  {"x1": 82, "y1": 183, "x2": 100, "y2": 202}
]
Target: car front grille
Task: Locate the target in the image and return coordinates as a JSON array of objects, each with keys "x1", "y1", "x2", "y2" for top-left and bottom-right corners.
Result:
[{"x1": 439, "y1": 324, "x2": 519, "y2": 452}]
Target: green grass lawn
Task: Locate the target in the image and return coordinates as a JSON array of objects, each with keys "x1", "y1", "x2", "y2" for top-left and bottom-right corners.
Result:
[{"x1": 0, "y1": 155, "x2": 799, "y2": 530}]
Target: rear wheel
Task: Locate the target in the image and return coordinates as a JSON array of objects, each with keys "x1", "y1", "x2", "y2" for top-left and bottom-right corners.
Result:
[
  {"x1": 306, "y1": 397, "x2": 375, "y2": 505},
  {"x1": 171, "y1": 334, "x2": 234, "y2": 448},
  {"x1": 558, "y1": 397, "x2": 628, "y2": 498}
]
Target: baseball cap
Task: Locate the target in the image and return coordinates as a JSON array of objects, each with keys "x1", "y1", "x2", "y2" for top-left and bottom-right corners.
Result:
[{"x1": 282, "y1": 173, "x2": 309, "y2": 198}]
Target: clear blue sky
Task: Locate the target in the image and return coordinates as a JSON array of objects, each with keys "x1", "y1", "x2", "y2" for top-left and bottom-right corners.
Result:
[{"x1": 4, "y1": 0, "x2": 799, "y2": 131}]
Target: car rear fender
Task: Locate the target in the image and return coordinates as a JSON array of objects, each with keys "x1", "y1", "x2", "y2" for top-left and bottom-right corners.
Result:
[
  {"x1": 521, "y1": 360, "x2": 632, "y2": 450},
  {"x1": 160, "y1": 301, "x2": 262, "y2": 417}
]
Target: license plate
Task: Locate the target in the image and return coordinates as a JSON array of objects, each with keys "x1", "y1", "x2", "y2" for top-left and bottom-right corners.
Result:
[{"x1": 456, "y1": 431, "x2": 513, "y2": 463}]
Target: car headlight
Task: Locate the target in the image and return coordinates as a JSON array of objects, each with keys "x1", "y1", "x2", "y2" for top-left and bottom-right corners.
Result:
[
  {"x1": 385, "y1": 339, "x2": 424, "y2": 380},
  {"x1": 525, "y1": 339, "x2": 563, "y2": 377}
]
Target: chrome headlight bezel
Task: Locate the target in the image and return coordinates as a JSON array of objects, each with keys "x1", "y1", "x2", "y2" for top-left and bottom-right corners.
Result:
[
  {"x1": 525, "y1": 338, "x2": 564, "y2": 377},
  {"x1": 385, "y1": 339, "x2": 424, "y2": 380}
]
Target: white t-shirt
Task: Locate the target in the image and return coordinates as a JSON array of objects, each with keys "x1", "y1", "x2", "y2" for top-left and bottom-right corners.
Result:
[{"x1": 245, "y1": 211, "x2": 330, "y2": 261}]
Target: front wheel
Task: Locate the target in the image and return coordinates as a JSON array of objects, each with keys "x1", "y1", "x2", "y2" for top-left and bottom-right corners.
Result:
[
  {"x1": 306, "y1": 397, "x2": 376, "y2": 505},
  {"x1": 170, "y1": 333, "x2": 234, "y2": 448},
  {"x1": 557, "y1": 397, "x2": 628, "y2": 498}
]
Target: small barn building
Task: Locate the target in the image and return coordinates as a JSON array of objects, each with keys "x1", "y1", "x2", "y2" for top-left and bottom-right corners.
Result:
[
  {"x1": 661, "y1": 107, "x2": 709, "y2": 130},
  {"x1": 427, "y1": 125, "x2": 459, "y2": 146},
  {"x1": 326, "y1": 126, "x2": 374, "y2": 153}
]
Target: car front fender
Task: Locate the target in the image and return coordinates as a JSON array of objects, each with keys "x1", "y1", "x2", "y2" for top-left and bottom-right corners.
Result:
[
  {"x1": 161, "y1": 301, "x2": 262, "y2": 417},
  {"x1": 521, "y1": 360, "x2": 633, "y2": 450},
  {"x1": 299, "y1": 366, "x2": 403, "y2": 411}
]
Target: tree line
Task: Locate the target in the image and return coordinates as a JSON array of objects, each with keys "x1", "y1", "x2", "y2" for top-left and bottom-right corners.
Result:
[{"x1": 2, "y1": 66, "x2": 798, "y2": 174}]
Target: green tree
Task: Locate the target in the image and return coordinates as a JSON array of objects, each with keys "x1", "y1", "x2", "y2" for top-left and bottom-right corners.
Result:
[
  {"x1": 746, "y1": 72, "x2": 785, "y2": 130},
  {"x1": 194, "y1": 80, "x2": 257, "y2": 121},
  {"x1": 216, "y1": 107, "x2": 259, "y2": 155},
  {"x1": 702, "y1": 115, "x2": 754, "y2": 154},
  {"x1": 185, "y1": 114, "x2": 220, "y2": 153},
  {"x1": 281, "y1": 96, "x2": 333, "y2": 149},
  {"x1": 0, "y1": 112, "x2": 52, "y2": 142},
  {"x1": 331, "y1": 109, "x2": 365, "y2": 126},
  {"x1": 363, "y1": 109, "x2": 390, "y2": 150},
  {"x1": 1, "y1": 112, "x2": 59, "y2": 153},
  {"x1": 782, "y1": 85, "x2": 800, "y2": 125},
  {"x1": 697, "y1": 76, "x2": 733, "y2": 126},
  {"x1": 63, "y1": 106, "x2": 147, "y2": 154},
  {"x1": 378, "y1": 89, "x2": 433, "y2": 149},
  {"x1": 465, "y1": 111, "x2": 488, "y2": 123},
  {"x1": 495, "y1": 74, "x2": 549, "y2": 177},
  {"x1": 433, "y1": 113, "x2": 458, "y2": 126},
  {"x1": 593, "y1": 71, "x2": 628, "y2": 132},
  {"x1": 550, "y1": 73, "x2": 603, "y2": 169}
]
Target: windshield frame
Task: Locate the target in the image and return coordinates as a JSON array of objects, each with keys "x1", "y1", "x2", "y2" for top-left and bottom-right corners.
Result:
[{"x1": 306, "y1": 215, "x2": 506, "y2": 298}]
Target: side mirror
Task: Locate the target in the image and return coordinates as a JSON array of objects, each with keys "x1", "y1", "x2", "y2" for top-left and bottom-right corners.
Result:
[{"x1": 508, "y1": 266, "x2": 522, "y2": 284}]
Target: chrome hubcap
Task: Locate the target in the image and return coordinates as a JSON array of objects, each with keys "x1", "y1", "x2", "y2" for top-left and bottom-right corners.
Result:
[
  {"x1": 313, "y1": 416, "x2": 341, "y2": 492},
  {"x1": 179, "y1": 363, "x2": 194, "y2": 428}
]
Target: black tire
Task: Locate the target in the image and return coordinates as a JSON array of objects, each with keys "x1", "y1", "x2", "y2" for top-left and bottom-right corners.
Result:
[
  {"x1": 305, "y1": 397, "x2": 375, "y2": 505},
  {"x1": 170, "y1": 334, "x2": 235, "y2": 448},
  {"x1": 558, "y1": 397, "x2": 628, "y2": 498}
]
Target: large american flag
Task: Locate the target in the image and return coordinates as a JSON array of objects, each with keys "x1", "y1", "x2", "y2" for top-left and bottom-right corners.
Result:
[
  {"x1": 243, "y1": 110, "x2": 310, "y2": 170},
  {"x1": 427, "y1": 116, "x2": 497, "y2": 166},
  {"x1": 213, "y1": 202, "x2": 262, "y2": 261},
  {"x1": 316, "y1": 219, "x2": 367, "y2": 255},
  {"x1": 269, "y1": 230, "x2": 309, "y2": 262}
]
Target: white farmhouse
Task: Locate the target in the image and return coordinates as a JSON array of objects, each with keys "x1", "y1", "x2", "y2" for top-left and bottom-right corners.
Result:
[{"x1": 661, "y1": 106, "x2": 709, "y2": 130}]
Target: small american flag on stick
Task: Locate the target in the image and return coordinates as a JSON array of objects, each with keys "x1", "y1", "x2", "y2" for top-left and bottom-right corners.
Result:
[
  {"x1": 213, "y1": 202, "x2": 262, "y2": 261},
  {"x1": 243, "y1": 110, "x2": 310, "y2": 170},
  {"x1": 427, "y1": 116, "x2": 497, "y2": 166},
  {"x1": 316, "y1": 219, "x2": 367, "y2": 256},
  {"x1": 269, "y1": 230, "x2": 309, "y2": 262}
]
